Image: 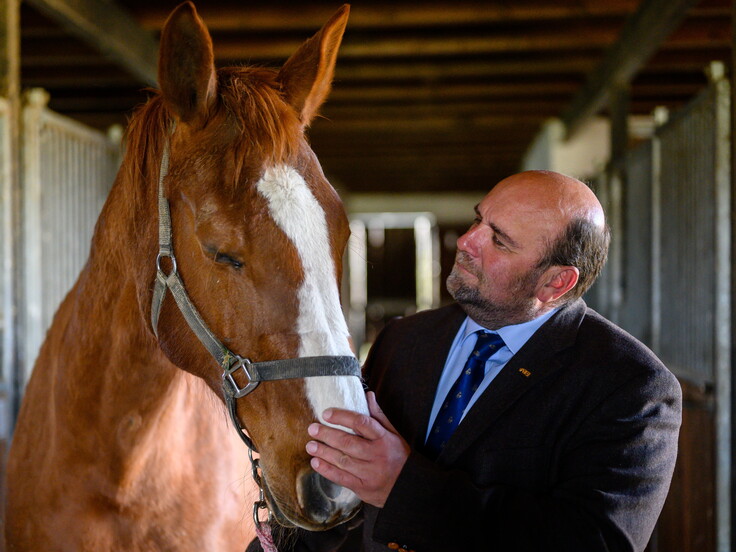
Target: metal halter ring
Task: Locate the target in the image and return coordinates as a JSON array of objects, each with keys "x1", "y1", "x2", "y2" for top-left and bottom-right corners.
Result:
[
  {"x1": 253, "y1": 489, "x2": 272, "y2": 527},
  {"x1": 156, "y1": 252, "x2": 178, "y2": 275}
]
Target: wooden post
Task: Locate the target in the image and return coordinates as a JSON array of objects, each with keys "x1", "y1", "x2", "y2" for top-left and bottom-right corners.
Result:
[
  {"x1": 609, "y1": 84, "x2": 630, "y2": 163},
  {"x1": 0, "y1": 0, "x2": 21, "y2": 449},
  {"x1": 731, "y1": 0, "x2": 736, "y2": 544}
]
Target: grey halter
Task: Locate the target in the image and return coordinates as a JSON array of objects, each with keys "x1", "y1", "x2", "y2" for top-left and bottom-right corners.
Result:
[{"x1": 149, "y1": 130, "x2": 361, "y2": 453}]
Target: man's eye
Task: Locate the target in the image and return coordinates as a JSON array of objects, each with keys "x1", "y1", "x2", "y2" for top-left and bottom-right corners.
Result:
[
  {"x1": 214, "y1": 252, "x2": 243, "y2": 269},
  {"x1": 493, "y1": 236, "x2": 506, "y2": 248}
]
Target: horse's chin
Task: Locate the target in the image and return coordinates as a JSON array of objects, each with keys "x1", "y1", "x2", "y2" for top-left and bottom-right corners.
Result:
[{"x1": 262, "y1": 471, "x2": 362, "y2": 531}]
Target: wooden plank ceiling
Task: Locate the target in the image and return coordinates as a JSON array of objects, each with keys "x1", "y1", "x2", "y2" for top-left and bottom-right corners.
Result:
[{"x1": 19, "y1": 0, "x2": 731, "y2": 194}]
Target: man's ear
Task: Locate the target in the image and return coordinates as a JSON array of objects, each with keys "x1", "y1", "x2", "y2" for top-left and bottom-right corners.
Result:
[{"x1": 536, "y1": 266, "x2": 579, "y2": 304}]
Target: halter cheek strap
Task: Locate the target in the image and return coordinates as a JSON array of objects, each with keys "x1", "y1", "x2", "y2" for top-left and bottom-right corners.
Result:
[{"x1": 149, "y1": 130, "x2": 361, "y2": 453}]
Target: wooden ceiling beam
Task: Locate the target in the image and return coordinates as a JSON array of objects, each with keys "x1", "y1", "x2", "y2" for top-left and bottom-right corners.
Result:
[
  {"x1": 22, "y1": 66, "x2": 140, "y2": 87},
  {"x1": 46, "y1": 93, "x2": 150, "y2": 112},
  {"x1": 316, "y1": 149, "x2": 532, "y2": 162},
  {"x1": 133, "y1": 1, "x2": 642, "y2": 32},
  {"x1": 21, "y1": 52, "x2": 720, "y2": 88},
  {"x1": 332, "y1": 58, "x2": 597, "y2": 82},
  {"x1": 315, "y1": 137, "x2": 532, "y2": 150},
  {"x1": 22, "y1": 54, "x2": 111, "y2": 67},
  {"x1": 324, "y1": 97, "x2": 566, "y2": 112},
  {"x1": 312, "y1": 143, "x2": 533, "y2": 155},
  {"x1": 561, "y1": 0, "x2": 703, "y2": 137},
  {"x1": 312, "y1": 120, "x2": 536, "y2": 134},
  {"x1": 312, "y1": 114, "x2": 546, "y2": 131},
  {"x1": 325, "y1": 124, "x2": 539, "y2": 143},
  {"x1": 320, "y1": 103, "x2": 558, "y2": 121},
  {"x1": 206, "y1": 17, "x2": 726, "y2": 62},
  {"x1": 46, "y1": 96, "x2": 691, "y2": 124},
  {"x1": 24, "y1": 0, "x2": 157, "y2": 85},
  {"x1": 310, "y1": 124, "x2": 539, "y2": 138},
  {"x1": 210, "y1": 29, "x2": 618, "y2": 61},
  {"x1": 325, "y1": 81, "x2": 581, "y2": 103},
  {"x1": 323, "y1": 167, "x2": 519, "y2": 194},
  {"x1": 319, "y1": 157, "x2": 526, "y2": 174}
]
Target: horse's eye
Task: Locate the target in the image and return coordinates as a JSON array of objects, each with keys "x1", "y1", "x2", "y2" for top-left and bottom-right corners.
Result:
[{"x1": 214, "y1": 252, "x2": 243, "y2": 269}]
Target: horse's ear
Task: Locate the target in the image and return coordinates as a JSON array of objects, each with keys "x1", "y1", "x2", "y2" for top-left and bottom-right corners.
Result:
[
  {"x1": 277, "y1": 4, "x2": 350, "y2": 126},
  {"x1": 158, "y1": 2, "x2": 216, "y2": 125}
]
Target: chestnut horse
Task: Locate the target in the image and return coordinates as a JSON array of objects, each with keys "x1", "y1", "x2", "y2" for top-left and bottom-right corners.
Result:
[{"x1": 4, "y1": 3, "x2": 367, "y2": 550}]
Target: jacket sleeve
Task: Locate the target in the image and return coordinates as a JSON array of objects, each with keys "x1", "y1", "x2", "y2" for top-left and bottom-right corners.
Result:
[{"x1": 369, "y1": 366, "x2": 682, "y2": 552}]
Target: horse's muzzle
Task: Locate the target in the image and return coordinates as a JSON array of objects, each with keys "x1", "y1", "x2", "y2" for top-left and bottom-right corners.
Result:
[{"x1": 297, "y1": 468, "x2": 362, "y2": 527}]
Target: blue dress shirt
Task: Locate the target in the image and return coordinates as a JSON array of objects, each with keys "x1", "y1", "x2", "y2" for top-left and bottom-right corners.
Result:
[{"x1": 425, "y1": 308, "x2": 559, "y2": 442}]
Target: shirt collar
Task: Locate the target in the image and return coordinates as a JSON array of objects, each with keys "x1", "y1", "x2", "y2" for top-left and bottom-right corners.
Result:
[{"x1": 463, "y1": 307, "x2": 559, "y2": 355}]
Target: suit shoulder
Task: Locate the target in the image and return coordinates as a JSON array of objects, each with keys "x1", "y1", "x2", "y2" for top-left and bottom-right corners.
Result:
[{"x1": 576, "y1": 307, "x2": 679, "y2": 389}]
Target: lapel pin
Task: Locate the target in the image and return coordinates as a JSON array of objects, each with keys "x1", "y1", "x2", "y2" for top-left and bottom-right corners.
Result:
[{"x1": 518, "y1": 368, "x2": 531, "y2": 377}]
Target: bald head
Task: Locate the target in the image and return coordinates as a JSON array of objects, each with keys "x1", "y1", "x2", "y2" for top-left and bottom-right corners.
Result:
[{"x1": 492, "y1": 170, "x2": 606, "y2": 236}]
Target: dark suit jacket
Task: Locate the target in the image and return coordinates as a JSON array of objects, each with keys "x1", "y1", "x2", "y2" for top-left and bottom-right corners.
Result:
[
  {"x1": 357, "y1": 299, "x2": 681, "y2": 552},
  {"x1": 249, "y1": 299, "x2": 681, "y2": 552}
]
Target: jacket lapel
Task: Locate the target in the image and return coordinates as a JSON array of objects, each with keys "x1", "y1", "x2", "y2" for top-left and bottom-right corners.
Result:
[
  {"x1": 439, "y1": 299, "x2": 587, "y2": 464},
  {"x1": 402, "y1": 305, "x2": 467, "y2": 450}
]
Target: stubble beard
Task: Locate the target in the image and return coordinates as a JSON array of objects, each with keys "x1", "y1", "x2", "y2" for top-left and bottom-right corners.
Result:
[{"x1": 447, "y1": 254, "x2": 542, "y2": 330}]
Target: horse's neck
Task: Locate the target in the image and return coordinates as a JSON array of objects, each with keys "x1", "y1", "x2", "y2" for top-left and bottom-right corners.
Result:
[{"x1": 36, "y1": 172, "x2": 208, "y2": 485}]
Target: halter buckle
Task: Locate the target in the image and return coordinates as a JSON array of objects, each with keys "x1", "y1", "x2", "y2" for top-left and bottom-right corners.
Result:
[{"x1": 223, "y1": 354, "x2": 260, "y2": 399}]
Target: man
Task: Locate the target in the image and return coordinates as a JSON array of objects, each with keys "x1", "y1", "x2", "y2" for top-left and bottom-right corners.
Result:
[{"x1": 256, "y1": 170, "x2": 682, "y2": 551}]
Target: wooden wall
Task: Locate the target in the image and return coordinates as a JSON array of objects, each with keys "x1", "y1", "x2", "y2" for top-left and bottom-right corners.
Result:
[{"x1": 651, "y1": 379, "x2": 715, "y2": 551}]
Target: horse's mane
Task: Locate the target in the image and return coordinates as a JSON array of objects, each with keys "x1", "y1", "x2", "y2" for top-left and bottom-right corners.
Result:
[
  {"x1": 122, "y1": 66, "x2": 302, "y2": 208},
  {"x1": 122, "y1": 89, "x2": 169, "y2": 214}
]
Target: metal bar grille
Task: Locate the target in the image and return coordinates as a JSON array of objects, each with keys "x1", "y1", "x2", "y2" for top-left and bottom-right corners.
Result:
[
  {"x1": 0, "y1": 97, "x2": 13, "y2": 442},
  {"x1": 655, "y1": 86, "x2": 723, "y2": 386},
  {"x1": 618, "y1": 140, "x2": 653, "y2": 343},
  {"x1": 21, "y1": 90, "x2": 120, "y2": 385}
]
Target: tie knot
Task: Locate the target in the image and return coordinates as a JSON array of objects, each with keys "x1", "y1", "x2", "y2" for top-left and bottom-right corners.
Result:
[{"x1": 473, "y1": 332, "x2": 505, "y2": 362}]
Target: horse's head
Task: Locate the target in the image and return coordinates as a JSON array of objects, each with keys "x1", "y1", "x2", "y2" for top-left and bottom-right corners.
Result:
[{"x1": 147, "y1": 2, "x2": 367, "y2": 530}]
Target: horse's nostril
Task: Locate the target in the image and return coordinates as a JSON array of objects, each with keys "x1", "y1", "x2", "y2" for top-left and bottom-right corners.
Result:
[
  {"x1": 297, "y1": 468, "x2": 361, "y2": 526},
  {"x1": 313, "y1": 472, "x2": 341, "y2": 500}
]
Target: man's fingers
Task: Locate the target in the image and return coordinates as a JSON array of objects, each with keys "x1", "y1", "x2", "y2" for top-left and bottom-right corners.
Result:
[
  {"x1": 308, "y1": 422, "x2": 373, "y2": 460},
  {"x1": 306, "y1": 439, "x2": 366, "y2": 476},
  {"x1": 322, "y1": 408, "x2": 385, "y2": 440}
]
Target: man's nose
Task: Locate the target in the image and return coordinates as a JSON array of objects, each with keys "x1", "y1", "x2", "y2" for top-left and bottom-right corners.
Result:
[{"x1": 457, "y1": 225, "x2": 481, "y2": 256}]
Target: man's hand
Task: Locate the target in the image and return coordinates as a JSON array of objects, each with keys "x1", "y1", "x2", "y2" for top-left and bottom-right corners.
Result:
[{"x1": 305, "y1": 391, "x2": 410, "y2": 507}]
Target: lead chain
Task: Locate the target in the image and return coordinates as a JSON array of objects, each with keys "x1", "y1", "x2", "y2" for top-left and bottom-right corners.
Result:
[{"x1": 249, "y1": 447, "x2": 272, "y2": 527}]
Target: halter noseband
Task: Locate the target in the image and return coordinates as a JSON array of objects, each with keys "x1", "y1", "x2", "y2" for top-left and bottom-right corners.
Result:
[{"x1": 149, "y1": 130, "x2": 361, "y2": 455}]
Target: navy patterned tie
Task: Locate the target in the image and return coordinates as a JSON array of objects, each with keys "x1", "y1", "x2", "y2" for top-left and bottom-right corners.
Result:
[{"x1": 426, "y1": 331, "x2": 505, "y2": 458}]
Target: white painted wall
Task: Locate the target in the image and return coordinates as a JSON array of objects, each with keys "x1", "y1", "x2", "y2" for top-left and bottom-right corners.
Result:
[
  {"x1": 522, "y1": 115, "x2": 655, "y2": 182},
  {"x1": 522, "y1": 117, "x2": 610, "y2": 180}
]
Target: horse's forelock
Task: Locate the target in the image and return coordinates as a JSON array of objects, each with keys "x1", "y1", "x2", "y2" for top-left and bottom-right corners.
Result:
[
  {"x1": 219, "y1": 67, "x2": 303, "y2": 195},
  {"x1": 122, "y1": 67, "x2": 303, "y2": 204}
]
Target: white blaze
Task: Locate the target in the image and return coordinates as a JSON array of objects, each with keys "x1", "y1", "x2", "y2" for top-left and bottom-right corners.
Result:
[{"x1": 256, "y1": 165, "x2": 369, "y2": 424}]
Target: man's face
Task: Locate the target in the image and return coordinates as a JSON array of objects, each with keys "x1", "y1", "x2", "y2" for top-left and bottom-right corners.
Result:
[{"x1": 447, "y1": 179, "x2": 564, "y2": 329}]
